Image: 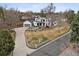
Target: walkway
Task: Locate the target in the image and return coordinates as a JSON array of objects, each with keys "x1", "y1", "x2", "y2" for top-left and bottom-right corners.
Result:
[{"x1": 13, "y1": 27, "x2": 35, "y2": 56}]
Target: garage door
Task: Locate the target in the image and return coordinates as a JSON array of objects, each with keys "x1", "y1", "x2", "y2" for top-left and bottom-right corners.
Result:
[{"x1": 25, "y1": 24, "x2": 31, "y2": 27}]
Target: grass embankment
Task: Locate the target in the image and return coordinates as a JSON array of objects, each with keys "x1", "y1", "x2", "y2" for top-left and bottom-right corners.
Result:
[{"x1": 25, "y1": 25, "x2": 70, "y2": 49}]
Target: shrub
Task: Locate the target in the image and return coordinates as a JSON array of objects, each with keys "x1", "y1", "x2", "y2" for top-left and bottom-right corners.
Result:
[
  {"x1": 8, "y1": 29, "x2": 16, "y2": 40},
  {"x1": 42, "y1": 36, "x2": 48, "y2": 42},
  {"x1": 0, "y1": 30, "x2": 15, "y2": 56}
]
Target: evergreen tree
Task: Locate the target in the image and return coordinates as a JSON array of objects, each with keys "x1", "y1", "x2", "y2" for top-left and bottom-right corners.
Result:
[
  {"x1": 70, "y1": 11, "x2": 79, "y2": 46},
  {"x1": 0, "y1": 30, "x2": 15, "y2": 56}
]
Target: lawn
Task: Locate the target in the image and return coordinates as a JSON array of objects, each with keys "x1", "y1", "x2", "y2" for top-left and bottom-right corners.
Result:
[{"x1": 25, "y1": 25, "x2": 70, "y2": 49}]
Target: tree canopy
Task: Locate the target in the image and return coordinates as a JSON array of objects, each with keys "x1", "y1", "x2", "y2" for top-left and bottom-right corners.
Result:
[{"x1": 42, "y1": 3, "x2": 56, "y2": 14}]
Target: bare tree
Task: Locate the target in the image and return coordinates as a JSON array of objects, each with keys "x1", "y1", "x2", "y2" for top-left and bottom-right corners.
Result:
[
  {"x1": 63, "y1": 9, "x2": 75, "y2": 24},
  {"x1": 41, "y1": 3, "x2": 56, "y2": 14},
  {"x1": 0, "y1": 6, "x2": 5, "y2": 21}
]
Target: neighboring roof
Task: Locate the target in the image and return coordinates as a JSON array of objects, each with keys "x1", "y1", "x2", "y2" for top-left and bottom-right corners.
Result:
[{"x1": 23, "y1": 21, "x2": 32, "y2": 24}]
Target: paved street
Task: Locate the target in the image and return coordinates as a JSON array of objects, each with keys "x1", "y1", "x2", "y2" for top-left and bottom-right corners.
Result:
[
  {"x1": 30, "y1": 31, "x2": 71, "y2": 56},
  {"x1": 13, "y1": 27, "x2": 35, "y2": 56}
]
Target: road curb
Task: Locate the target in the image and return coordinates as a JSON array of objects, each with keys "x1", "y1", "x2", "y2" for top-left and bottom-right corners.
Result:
[{"x1": 29, "y1": 30, "x2": 71, "y2": 55}]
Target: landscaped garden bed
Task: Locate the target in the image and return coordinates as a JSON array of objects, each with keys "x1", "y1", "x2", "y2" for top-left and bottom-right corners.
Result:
[{"x1": 25, "y1": 25, "x2": 70, "y2": 49}]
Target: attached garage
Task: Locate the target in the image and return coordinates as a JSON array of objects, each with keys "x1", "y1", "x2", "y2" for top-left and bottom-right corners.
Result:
[{"x1": 23, "y1": 21, "x2": 32, "y2": 27}]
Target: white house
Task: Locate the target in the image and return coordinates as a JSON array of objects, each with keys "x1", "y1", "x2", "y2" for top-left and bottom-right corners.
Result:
[
  {"x1": 23, "y1": 16, "x2": 52, "y2": 28},
  {"x1": 33, "y1": 17, "x2": 52, "y2": 27},
  {"x1": 33, "y1": 21, "x2": 37, "y2": 27},
  {"x1": 23, "y1": 21, "x2": 32, "y2": 27}
]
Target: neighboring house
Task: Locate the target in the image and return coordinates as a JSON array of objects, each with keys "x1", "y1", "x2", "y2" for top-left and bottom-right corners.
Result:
[
  {"x1": 23, "y1": 21, "x2": 32, "y2": 27},
  {"x1": 23, "y1": 16, "x2": 52, "y2": 28},
  {"x1": 33, "y1": 17, "x2": 51, "y2": 27}
]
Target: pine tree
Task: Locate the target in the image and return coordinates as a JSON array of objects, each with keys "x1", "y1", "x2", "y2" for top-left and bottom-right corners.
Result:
[
  {"x1": 0, "y1": 30, "x2": 15, "y2": 56},
  {"x1": 70, "y1": 11, "x2": 79, "y2": 46}
]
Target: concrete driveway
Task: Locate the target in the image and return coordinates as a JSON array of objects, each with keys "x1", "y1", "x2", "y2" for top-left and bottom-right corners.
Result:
[{"x1": 13, "y1": 27, "x2": 35, "y2": 56}]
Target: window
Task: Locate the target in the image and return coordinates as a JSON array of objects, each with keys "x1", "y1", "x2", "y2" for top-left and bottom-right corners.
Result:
[
  {"x1": 40, "y1": 23, "x2": 42, "y2": 26},
  {"x1": 37, "y1": 23, "x2": 39, "y2": 26},
  {"x1": 25, "y1": 24, "x2": 30, "y2": 27},
  {"x1": 42, "y1": 19, "x2": 45, "y2": 22}
]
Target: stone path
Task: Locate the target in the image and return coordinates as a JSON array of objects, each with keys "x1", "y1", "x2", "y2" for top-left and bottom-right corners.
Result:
[{"x1": 13, "y1": 27, "x2": 35, "y2": 56}]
